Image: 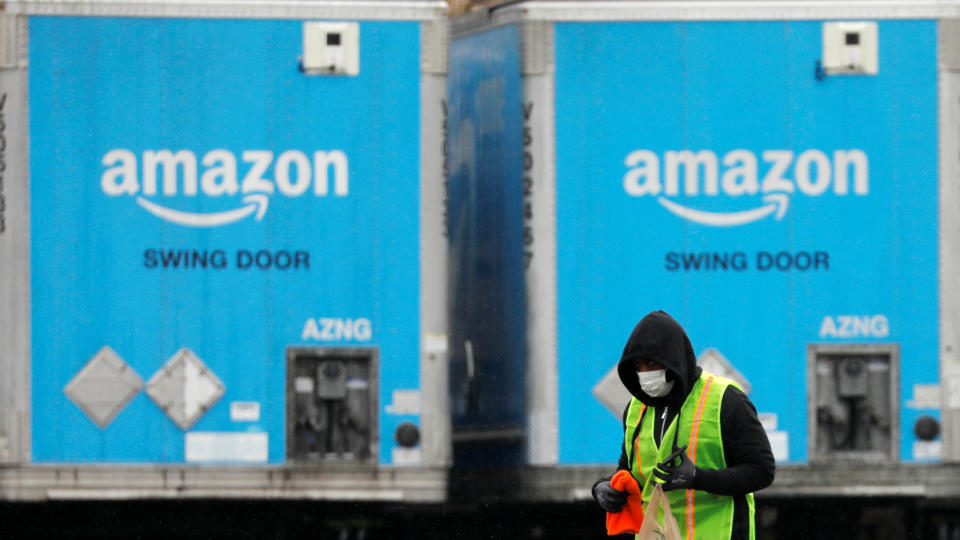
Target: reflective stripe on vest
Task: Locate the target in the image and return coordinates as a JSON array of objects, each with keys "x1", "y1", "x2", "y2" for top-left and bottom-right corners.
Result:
[{"x1": 623, "y1": 372, "x2": 755, "y2": 540}]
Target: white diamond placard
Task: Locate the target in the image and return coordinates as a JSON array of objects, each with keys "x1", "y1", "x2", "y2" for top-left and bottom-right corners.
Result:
[
  {"x1": 593, "y1": 347, "x2": 754, "y2": 419},
  {"x1": 64, "y1": 346, "x2": 143, "y2": 428},
  {"x1": 146, "y1": 348, "x2": 225, "y2": 430},
  {"x1": 698, "y1": 348, "x2": 752, "y2": 394},
  {"x1": 592, "y1": 364, "x2": 633, "y2": 420}
]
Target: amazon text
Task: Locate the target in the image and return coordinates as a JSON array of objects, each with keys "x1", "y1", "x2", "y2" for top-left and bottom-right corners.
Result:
[
  {"x1": 624, "y1": 149, "x2": 868, "y2": 197},
  {"x1": 102, "y1": 148, "x2": 349, "y2": 197}
]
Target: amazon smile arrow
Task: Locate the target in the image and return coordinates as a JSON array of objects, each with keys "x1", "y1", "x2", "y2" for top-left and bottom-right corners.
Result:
[
  {"x1": 656, "y1": 193, "x2": 790, "y2": 227},
  {"x1": 135, "y1": 193, "x2": 270, "y2": 227}
]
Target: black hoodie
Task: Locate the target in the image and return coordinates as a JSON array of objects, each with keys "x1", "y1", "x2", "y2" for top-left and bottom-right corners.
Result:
[
  {"x1": 594, "y1": 311, "x2": 775, "y2": 540},
  {"x1": 617, "y1": 310, "x2": 701, "y2": 411}
]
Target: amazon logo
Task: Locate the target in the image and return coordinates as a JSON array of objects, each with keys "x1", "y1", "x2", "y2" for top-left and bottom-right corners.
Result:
[
  {"x1": 100, "y1": 148, "x2": 349, "y2": 227},
  {"x1": 622, "y1": 148, "x2": 869, "y2": 226}
]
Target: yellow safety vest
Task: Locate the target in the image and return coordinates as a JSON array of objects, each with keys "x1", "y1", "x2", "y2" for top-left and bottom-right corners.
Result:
[{"x1": 623, "y1": 372, "x2": 755, "y2": 540}]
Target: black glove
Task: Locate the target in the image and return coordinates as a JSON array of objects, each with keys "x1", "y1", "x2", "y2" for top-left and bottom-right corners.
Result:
[
  {"x1": 593, "y1": 480, "x2": 628, "y2": 513},
  {"x1": 653, "y1": 445, "x2": 697, "y2": 492}
]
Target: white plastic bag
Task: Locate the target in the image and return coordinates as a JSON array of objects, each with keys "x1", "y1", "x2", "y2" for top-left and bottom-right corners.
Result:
[{"x1": 636, "y1": 484, "x2": 683, "y2": 540}]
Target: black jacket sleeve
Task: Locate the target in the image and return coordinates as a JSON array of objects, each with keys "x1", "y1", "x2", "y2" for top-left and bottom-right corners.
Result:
[
  {"x1": 616, "y1": 402, "x2": 631, "y2": 471},
  {"x1": 692, "y1": 386, "x2": 775, "y2": 496}
]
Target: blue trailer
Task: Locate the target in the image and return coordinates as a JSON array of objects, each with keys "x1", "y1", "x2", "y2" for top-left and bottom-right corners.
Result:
[
  {"x1": 0, "y1": 0, "x2": 450, "y2": 501},
  {"x1": 448, "y1": 0, "x2": 960, "y2": 500}
]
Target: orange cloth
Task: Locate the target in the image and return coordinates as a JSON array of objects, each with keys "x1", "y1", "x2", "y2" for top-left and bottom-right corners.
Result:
[{"x1": 605, "y1": 469, "x2": 645, "y2": 536}]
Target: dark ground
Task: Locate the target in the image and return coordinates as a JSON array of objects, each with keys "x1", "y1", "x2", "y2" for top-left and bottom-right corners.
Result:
[{"x1": 2, "y1": 497, "x2": 960, "y2": 539}]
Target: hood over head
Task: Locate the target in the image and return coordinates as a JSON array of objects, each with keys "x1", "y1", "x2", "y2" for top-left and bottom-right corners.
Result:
[{"x1": 617, "y1": 310, "x2": 701, "y2": 407}]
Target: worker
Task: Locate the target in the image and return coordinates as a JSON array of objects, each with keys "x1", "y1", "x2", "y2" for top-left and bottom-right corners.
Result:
[{"x1": 592, "y1": 310, "x2": 775, "y2": 540}]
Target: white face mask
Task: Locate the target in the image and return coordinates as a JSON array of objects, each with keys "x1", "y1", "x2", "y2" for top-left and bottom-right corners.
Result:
[{"x1": 638, "y1": 369, "x2": 675, "y2": 397}]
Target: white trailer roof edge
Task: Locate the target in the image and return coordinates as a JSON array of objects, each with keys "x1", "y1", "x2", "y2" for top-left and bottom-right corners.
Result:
[
  {"x1": 6, "y1": 0, "x2": 448, "y2": 21},
  {"x1": 481, "y1": 0, "x2": 960, "y2": 24}
]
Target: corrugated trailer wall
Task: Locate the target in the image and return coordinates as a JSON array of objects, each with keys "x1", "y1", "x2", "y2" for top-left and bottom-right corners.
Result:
[
  {"x1": 0, "y1": 11, "x2": 30, "y2": 468},
  {"x1": 450, "y1": 0, "x2": 960, "y2": 501},
  {"x1": 939, "y1": 16, "x2": 960, "y2": 471},
  {"x1": 1, "y1": 0, "x2": 450, "y2": 501},
  {"x1": 555, "y1": 16, "x2": 937, "y2": 465},
  {"x1": 447, "y1": 23, "x2": 528, "y2": 466}
]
